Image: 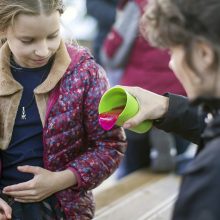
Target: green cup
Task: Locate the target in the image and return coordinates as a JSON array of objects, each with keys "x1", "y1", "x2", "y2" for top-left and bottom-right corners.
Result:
[{"x1": 98, "y1": 86, "x2": 152, "y2": 133}]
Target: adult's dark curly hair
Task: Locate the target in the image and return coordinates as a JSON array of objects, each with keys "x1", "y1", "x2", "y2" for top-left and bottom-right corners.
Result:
[{"x1": 140, "y1": 0, "x2": 220, "y2": 72}]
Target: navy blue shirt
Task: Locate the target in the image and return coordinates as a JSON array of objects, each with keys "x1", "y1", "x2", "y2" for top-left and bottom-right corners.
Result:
[{"x1": 0, "y1": 58, "x2": 53, "y2": 189}]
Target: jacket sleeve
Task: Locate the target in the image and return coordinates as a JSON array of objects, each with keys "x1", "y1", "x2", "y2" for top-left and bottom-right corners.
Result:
[
  {"x1": 86, "y1": 0, "x2": 116, "y2": 27},
  {"x1": 67, "y1": 58, "x2": 127, "y2": 190},
  {"x1": 154, "y1": 93, "x2": 206, "y2": 145}
]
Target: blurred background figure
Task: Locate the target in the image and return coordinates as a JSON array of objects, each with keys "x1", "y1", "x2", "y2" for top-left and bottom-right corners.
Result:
[
  {"x1": 86, "y1": 0, "x2": 118, "y2": 64},
  {"x1": 86, "y1": 0, "x2": 124, "y2": 86},
  {"x1": 99, "y1": 0, "x2": 192, "y2": 178}
]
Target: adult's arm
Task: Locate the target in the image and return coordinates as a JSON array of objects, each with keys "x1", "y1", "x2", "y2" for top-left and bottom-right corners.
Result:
[
  {"x1": 154, "y1": 93, "x2": 206, "y2": 145},
  {"x1": 86, "y1": 0, "x2": 116, "y2": 27},
  {"x1": 121, "y1": 86, "x2": 206, "y2": 145}
]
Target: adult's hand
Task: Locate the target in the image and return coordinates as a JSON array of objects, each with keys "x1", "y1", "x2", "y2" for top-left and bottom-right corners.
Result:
[{"x1": 121, "y1": 86, "x2": 169, "y2": 129}]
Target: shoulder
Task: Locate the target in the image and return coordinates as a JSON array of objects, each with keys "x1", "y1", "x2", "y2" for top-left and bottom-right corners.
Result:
[
  {"x1": 66, "y1": 44, "x2": 107, "y2": 79},
  {"x1": 66, "y1": 44, "x2": 94, "y2": 68},
  {"x1": 61, "y1": 44, "x2": 108, "y2": 91}
]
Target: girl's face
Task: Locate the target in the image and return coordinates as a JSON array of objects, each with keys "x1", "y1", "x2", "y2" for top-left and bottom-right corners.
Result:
[
  {"x1": 169, "y1": 44, "x2": 217, "y2": 100},
  {"x1": 5, "y1": 11, "x2": 61, "y2": 68}
]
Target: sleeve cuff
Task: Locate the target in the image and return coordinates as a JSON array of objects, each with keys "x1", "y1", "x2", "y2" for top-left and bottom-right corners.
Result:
[{"x1": 67, "y1": 167, "x2": 82, "y2": 190}]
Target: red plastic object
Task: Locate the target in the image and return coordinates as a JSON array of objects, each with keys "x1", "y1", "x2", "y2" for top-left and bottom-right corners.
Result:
[{"x1": 99, "y1": 106, "x2": 124, "y2": 131}]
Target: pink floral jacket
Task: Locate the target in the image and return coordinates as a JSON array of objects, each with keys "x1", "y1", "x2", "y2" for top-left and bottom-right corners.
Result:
[
  {"x1": 43, "y1": 45, "x2": 127, "y2": 219},
  {"x1": 0, "y1": 42, "x2": 127, "y2": 219}
]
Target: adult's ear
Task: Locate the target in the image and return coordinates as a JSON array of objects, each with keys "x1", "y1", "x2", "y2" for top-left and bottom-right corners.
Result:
[{"x1": 193, "y1": 38, "x2": 215, "y2": 72}]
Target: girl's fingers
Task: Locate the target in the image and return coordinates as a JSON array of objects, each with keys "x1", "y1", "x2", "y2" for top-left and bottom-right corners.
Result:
[
  {"x1": 3, "y1": 180, "x2": 32, "y2": 192},
  {"x1": 3, "y1": 190, "x2": 32, "y2": 198},
  {"x1": 0, "y1": 198, "x2": 12, "y2": 219}
]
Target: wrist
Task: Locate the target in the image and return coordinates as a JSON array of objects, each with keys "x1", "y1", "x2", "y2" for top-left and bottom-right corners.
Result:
[
  {"x1": 160, "y1": 96, "x2": 169, "y2": 118},
  {"x1": 53, "y1": 170, "x2": 77, "y2": 192},
  {"x1": 154, "y1": 96, "x2": 169, "y2": 124}
]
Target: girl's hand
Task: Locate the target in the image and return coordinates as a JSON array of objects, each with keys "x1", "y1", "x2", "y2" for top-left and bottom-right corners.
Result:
[
  {"x1": 0, "y1": 198, "x2": 12, "y2": 220},
  {"x1": 2, "y1": 166, "x2": 76, "y2": 203},
  {"x1": 121, "y1": 86, "x2": 169, "y2": 129}
]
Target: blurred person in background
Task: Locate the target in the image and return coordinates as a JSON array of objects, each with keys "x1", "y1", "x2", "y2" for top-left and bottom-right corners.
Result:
[
  {"x1": 86, "y1": 0, "x2": 118, "y2": 64},
  {"x1": 86, "y1": 0, "x2": 124, "y2": 86},
  {"x1": 100, "y1": 0, "x2": 191, "y2": 178}
]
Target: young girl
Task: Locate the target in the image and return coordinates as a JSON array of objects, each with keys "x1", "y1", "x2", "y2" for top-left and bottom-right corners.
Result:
[
  {"x1": 0, "y1": 0, "x2": 126, "y2": 219},
  {"x1": 121, "y1": 0, "x2": 220, "y2": 219}
]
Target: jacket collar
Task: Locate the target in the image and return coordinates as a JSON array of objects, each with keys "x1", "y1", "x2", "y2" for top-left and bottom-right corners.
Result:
[
  {"x1": 0, "y1": 40, "x2": 71, "y2": 96},
  {"x1": 0, "y1": 43, "x2": 22, "y2": 95},
  {"x1": 192, "y1": 96, "x2": 220, "y2": 141},
  {"x1": 191, "y1": 96, "x2": 220, "y2": 115}
]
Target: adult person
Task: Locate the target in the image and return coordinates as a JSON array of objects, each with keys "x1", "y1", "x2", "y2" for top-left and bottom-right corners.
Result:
[{"x1": 121, "y1": 0, "x2": 220, "y2": 219}]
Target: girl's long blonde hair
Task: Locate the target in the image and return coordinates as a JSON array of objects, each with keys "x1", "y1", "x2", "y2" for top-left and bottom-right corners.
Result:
[{"x1": 0, "y1": 0, "x2": 64, "y2": 34}]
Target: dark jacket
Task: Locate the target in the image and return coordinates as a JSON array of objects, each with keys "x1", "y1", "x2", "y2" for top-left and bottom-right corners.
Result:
[
  {"x1": 156, "y1": 94, "x2": 220, "y2": 220},
  {"x1": 86, "y1": 0, "x2": 118, "y2": 63},
  {"x1": 155, "y1": 94, "x2": 205, "y2": 144}
]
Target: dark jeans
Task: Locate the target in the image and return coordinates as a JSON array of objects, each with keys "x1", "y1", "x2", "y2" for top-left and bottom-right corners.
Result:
[{"x1": 0, "y1": 191, "x2": 65, "y2": 220}]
